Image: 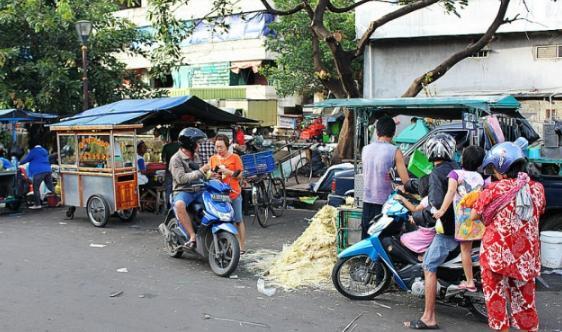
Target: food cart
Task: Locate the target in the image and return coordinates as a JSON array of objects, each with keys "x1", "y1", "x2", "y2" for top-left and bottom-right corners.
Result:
[
  {"x1": 49, "y1": 96, "x2": 258, "y2": 226},
  {"x1": 50, "y1": 124, "x2": 141, "y2": 227}
]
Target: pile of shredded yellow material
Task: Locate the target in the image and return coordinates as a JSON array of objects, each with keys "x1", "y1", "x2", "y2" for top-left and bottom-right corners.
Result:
[{"x1": 246, "y1": 206, "x2": 338, "y2": 289}]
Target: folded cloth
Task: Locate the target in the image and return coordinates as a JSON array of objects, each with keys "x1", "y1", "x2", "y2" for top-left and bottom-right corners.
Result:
[
  {"x1": 482, "y1": 172, "x2": 532, "y2": 223},
  {"x1": 400, "y1": 227, "x2": 436, "y2": 254}
]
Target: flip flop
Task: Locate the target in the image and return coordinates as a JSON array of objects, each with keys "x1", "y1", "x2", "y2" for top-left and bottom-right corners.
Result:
[
  {"x1": 405, "y1": 319, "x2": 440, "y2": 330},
  {"x1": 458, "y1": 281, "x2": 477, "y2": 292},
  {"x1": 183, "y1": 240, "x2": 196, "y2": 250}
]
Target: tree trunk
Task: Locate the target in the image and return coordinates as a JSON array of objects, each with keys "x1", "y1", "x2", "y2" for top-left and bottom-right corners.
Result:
[
  {"x1": 402, "y1": 0, "x2": 511, "y2": 97},
  {"x1": 334, "y1": 109, "x2": 355, "y2": 162}
]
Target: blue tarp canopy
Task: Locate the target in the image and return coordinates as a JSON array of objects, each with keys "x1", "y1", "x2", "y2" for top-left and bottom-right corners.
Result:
[
  {"x1": 51, "y1": 96, "x2": 257, "y2": 129},
  {"x1": 0, "y1": 109, "x2": 58, "y2": 123},
  {"x1": 307, "y1": 95, "x2": 523, "y2": 120}
]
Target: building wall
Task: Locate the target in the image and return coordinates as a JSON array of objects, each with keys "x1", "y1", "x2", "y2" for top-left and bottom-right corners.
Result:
[
  {"x1": 113, "y1": 0, "x2": 299, "y2": 125},
  {"x1": 356, "y1": 0, "x2": 562, "y2": 40},
  {"x1": 365, "y1": 32, "x2": 562, "y2": 98}
]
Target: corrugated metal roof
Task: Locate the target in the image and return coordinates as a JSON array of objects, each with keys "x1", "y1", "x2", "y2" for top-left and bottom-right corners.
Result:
[
  {"x1": 307, "y1": 95, "x2": 522, "y2": 120},
  {"x1": 51, "y1": 96, "x2": 257, "y2": 128},
  {"x1": 0, "y1": 109, "x2": 57, "y2": 122}
]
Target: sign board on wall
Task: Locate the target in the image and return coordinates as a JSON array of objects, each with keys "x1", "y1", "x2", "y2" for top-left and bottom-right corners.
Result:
[{"x1": 278, "y1": 116, "x2": 298, "y2": 129}]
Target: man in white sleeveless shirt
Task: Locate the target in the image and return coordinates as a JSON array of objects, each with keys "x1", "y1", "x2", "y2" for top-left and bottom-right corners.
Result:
[{"x1": 361, "y1": 115, "x2": 410, "y2": 238}]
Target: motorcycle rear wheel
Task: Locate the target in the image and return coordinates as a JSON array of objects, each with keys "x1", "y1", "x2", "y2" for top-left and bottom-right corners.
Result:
[
  {"x1": 332, "y1": 255, "x2": 391, "y2": 300},
  {"x1": 164, "y1": 218, "x2": 183, "y2": 258},
  {"x1": 468, "y1": 291, "x2": 489, "y2": 322},
  {"x1": 208, "y1": 231, "x2": 240, "y2": 277}
]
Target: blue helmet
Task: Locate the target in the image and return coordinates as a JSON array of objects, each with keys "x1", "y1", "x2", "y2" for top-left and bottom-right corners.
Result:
[{"x1": 482, "y1": 140, "x2": 527, "y2": 174}]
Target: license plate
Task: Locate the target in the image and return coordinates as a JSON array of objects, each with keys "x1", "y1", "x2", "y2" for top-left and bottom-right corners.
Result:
[{"x1": 211, "y1": 194, "x2": 230, "y2": 202}]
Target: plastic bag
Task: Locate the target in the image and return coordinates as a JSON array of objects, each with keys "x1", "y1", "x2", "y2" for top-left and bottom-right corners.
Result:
[{"x1": 517, "y1": 119, "x2": 540, "y2": 145}]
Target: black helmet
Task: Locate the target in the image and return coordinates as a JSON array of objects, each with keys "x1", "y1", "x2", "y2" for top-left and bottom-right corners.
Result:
[{"x1": 178, "y1": 127, "x2": 207, "y2": 152}]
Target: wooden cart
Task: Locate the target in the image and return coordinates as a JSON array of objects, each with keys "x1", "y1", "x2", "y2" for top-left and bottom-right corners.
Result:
[{"x1": 51, "y1": 124, "x2": 141, "y2": 227}]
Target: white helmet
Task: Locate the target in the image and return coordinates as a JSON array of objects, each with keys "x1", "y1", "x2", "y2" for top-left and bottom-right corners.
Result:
[{"x1": 424, "y1": 133, "x2": 456, "y2": 162}]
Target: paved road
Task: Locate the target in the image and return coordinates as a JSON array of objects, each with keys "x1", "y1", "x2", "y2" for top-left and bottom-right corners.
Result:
[{"x1": 0, "y1": 208, "x2": 560, "y2": 331}]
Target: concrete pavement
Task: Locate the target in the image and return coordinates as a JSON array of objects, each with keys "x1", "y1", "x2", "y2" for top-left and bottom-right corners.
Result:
[{"x1": 0, "y1": 208, "x2": 560, "y2": 331}]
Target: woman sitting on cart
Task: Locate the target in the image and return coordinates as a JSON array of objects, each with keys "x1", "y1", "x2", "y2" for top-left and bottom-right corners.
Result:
[
  {"x1": 168, "y1": 128, "x2": 210, "y2": 249},
  {"x1": 209, "y1": 134, "x2": 246, "y2": 254}
]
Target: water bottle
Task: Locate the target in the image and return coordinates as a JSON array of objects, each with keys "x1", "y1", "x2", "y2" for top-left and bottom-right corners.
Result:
[{"x1": 10, "y1": 156, "x2": 17, "y2": 171}]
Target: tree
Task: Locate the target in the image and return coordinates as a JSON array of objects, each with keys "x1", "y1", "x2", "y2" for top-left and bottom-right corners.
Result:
[
  {"x1": 0, "y1": 0, "x2": 158, "y2": 117},
  {"x1": 146, "y1": 0, "x2": 519, "y2": 159},
  {"x1": 258, "y1": 0, "x2": 521, "y2": 160},
  {"x1": 261, "y1": 0, "x2": 360, "y2": 99}
]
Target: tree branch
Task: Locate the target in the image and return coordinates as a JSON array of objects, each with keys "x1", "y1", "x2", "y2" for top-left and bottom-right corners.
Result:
[
  {"x1": 326, "y1": 0, "x2": 379, "y2": 13},
  {"x1": 355, "y1": 0, "x2": 440, "y2": 58},
  {"x1": 310, "y1": 0, "x2": 360, "y2": 97},
  {"x1": 259, "y1": 0, "x2": 306, "y2": 15},
  {"x1": 402, "y1": 0, "x2": 512, "y2": 97}
]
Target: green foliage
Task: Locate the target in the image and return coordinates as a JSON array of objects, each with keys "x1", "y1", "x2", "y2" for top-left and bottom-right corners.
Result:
[
  {"x1": 0, "y1": 0, "x2": 161, "y2": 116},
  {"x1": 262, "y1": 0, "x2": 361, "y2": 97}
]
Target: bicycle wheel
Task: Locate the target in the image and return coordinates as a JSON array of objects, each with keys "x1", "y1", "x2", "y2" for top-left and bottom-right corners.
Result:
[
  {"x1": 268, "y1": 176, "x2": 286, "y2": 218},
  {"x1": 253, "y1": 181, "x2": 270, "y2": 228},
  {"x1": 295, "y1": 157, "x2": 312, "y2": 184}
]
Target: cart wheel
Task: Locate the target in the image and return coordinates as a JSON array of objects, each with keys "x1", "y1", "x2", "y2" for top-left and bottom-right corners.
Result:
[
  {"x1": 66, "y1": 206, "x2": 76, "y2": 219},
  {"x1": 86, "y1": 195, "x2": 110, "y2": 227},
  {"x1": 295, "y1": 157, "x2": 312, "y2": 184},
  {"x1": 117, "y1": 208, "x2": 137, "y2": 222}
]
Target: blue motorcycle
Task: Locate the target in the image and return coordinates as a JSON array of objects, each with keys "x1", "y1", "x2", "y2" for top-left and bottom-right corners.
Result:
[
  {"x1": 331, "y1": 192, "x2": 488, "y2": 321},
  {"x1": 159, "y1": 177, "x2": 240, "y2": 277}
]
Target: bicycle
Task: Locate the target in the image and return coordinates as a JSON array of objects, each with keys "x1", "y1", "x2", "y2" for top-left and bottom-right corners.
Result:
[
  {"x1": 241, "y1": 150, "x2": 287, "y2": 228},
  {"x1": 276, "y1": 143, "x2": 313, "y2": 185},
  {"x1": 248, "y1": 173, "x2": 286, "y2": 228}
]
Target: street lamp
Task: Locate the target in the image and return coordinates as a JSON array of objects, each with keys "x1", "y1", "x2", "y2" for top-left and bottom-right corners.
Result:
[{"x1": 75, "y1": 20, "x2": 93, "y2": 111}]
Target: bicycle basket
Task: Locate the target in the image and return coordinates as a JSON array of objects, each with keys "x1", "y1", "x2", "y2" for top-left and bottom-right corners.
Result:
[{"x1": 242, "y1": 151, "x2": 275, "y2": 177}]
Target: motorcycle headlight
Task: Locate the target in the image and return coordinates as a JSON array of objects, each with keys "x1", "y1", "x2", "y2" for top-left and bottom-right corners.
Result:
[{"x1": 207, "y1": 201, "x2": 234, "y2": 221}]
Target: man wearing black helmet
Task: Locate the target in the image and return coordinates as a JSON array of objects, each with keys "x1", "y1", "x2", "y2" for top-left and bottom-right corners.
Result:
[{"x1": 165, "y1": 127, "x2": 210, "y2": 249}]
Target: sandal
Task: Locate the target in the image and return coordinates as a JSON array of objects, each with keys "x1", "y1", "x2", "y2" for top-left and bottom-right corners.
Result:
[
  {"x1": 183, "y1": 239, "x2": 196, "y2": 250},
  {"x1": 458, "y1": 281, "x2": 477, "y2": 292},
  {"x1": 405, "y1": 319, "x2": 440, "y2": 330}
]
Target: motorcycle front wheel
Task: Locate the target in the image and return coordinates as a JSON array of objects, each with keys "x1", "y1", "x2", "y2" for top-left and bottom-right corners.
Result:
[
  {"x1": 332, "y1": 255, "x2": 391, "y2": 300},
  {"x1": 208, "y1": 231, "x2": 240, "y2": 277}
]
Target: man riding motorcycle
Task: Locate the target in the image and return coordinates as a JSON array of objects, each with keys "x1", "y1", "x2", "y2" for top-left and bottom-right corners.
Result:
[{"x1": 162, "y1": 127, "x2": 210, "y2": 249}]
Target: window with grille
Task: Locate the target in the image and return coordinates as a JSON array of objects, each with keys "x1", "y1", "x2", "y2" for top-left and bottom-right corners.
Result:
[
  {"x1": 536, "y1": 45, "x2": 561, "y2": 59},
  {"x1": 546, "y1": 109, "x2": 557, "y2": 120}
]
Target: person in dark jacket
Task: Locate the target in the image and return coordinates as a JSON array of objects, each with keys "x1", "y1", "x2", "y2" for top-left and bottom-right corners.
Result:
[
  {"x1": 20, "y1": 141, "x2": 54, "y2": 209},
  {"x1": 405, "y1": 133, "x2": 459, "y2": 330}
]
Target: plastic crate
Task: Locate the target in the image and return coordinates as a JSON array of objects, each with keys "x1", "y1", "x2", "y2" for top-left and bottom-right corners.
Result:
[
  {"x1": 408, "y1": 149, "x2": 433, "y2": 178},
  {"x1": 242, "y1": 151, "x2": 275, "y2": 177},
  {"x1": 336, "y1": 208, "x2": 363, "y2": 253}
]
